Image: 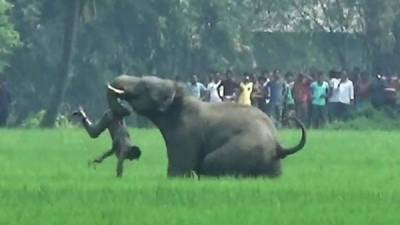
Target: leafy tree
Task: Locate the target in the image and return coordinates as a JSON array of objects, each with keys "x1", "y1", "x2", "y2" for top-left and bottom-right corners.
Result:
[
  {"x1": 0, "y1": 0, "x2": 20, "y2": 70},
  {"x1": 40, "y1": 0, "x2": 81, "y2": 127},
  {"x1": 6, "y1": 0, "x2": 400, "y2": 127}
]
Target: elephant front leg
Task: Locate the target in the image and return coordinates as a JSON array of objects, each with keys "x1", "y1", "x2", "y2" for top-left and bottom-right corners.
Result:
[
  {"x1": 167, "y1": 164, "x2": 191, "y2": 177},
  {"x1": 167, "y1": 162, "x2": 197, "y2": 178},
  {"x1": 164, "y1": 134, "x2": 201, "y2": 178}
]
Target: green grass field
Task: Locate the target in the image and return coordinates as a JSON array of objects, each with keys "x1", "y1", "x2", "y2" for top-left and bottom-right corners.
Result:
[{"x1": 0, "y1": 129, "x2": 399, "y2": 225}]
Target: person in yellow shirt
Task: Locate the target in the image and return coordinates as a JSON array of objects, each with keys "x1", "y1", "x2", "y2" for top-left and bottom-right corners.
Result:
[{"x1": 238, "y1": 75, "x2": 253, "y2": 105}]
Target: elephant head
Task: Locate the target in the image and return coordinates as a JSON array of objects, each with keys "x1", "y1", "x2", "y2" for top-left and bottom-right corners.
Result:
[{"x1": 107, "y1": 75, "x2": 183, "y2": 115}]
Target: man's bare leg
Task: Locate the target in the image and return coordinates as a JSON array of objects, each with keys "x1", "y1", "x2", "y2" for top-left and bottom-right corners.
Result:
[{"x1": 72, "y1": 106, "x2": 111, "y2": 138}]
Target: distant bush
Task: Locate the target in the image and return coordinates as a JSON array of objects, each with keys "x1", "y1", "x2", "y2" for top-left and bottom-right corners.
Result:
[
  {"x1": 20, "y1": 110, "x2": 46, "y2": 128},
  {"x1": 326, "y1": 106, "x2": 400, "y2": 130},
  {"x1": 15, "y1": 104, "x2": 400, "y2": 130},
  {"x1": 20, "y1": 110, "x2": 78, "y2": 129}
]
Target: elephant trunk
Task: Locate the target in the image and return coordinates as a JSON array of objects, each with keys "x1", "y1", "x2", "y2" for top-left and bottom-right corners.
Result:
[{"x1": 277, "y1": 117, "x2": 306, "y2": 159}]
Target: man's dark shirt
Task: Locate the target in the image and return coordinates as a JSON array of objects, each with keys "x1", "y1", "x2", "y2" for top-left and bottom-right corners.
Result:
[{"x1": 218, "y1": 79, "x2": 238, "y2": 97}]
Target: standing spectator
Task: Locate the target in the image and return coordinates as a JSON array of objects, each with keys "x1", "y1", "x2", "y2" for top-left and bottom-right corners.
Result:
[
  {"x1": 207, "y1": 73, "x2": 222, "y2": 103},
  {"x1": 283, "y1": 72, "x2": 295, "y2": 119},
  {"x1": 0, "y1": 76, "x2": 11, "y2": 127},
  {"x1": 327, "y1": 70, "x2": 341, "y2": 121},
  {"x1": 384, "y1": 75, "x2": 399, "y2": 107},
  {"x1": 370, "y1": 74, "x2": 386, "y2": 109},
  {"x1": 251, "y1": 76, "x2": 267, "y2": 110},
  {"x1": 261, "y1": 70, "x2": 272, "y2": 111},
  {"x1": 293, "y1": 73, "x2": 311, "y2": 125},
  {"x1": 355, "y1": 71, "x2": 371, "y2": 111},
  {"x1": 262, "y1": 70, "x2": 272, "y2": 84},
  {"x1": 350, "y1": 67, "x2": 361, "y2": 84},
  {"x1": 267, "y1": 70, "x2": 286, "y2": 125},
  {"x1": 249, "y1": 73, "x2": 257, "y2": 85},
  {"x1": 187, "y1": 75, "x2": 207, "y2": 99},
  {"x1": 217, "y1": 70, "x2": 239, "y2": 102},
  {"x1": 310, "y1": 72, "x2": 329, "y2": 128},
  {"x1": 336, "y1": 71, "x2": 354, "y2": 120},
  {"x1": 238, "y1": 74, "x2": 253, "y2": 106}
]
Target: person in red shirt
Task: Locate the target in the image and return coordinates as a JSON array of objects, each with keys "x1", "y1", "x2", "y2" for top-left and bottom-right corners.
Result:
[
  {"x1": 293, "y1": 73, "x2": 311, "y2": 125},
  {"x1": 384, "y1": 75, "x2": 399, "y2": 107},
  {"x1": 355, "y1": 71, "x2": 371, "y2": 111}
]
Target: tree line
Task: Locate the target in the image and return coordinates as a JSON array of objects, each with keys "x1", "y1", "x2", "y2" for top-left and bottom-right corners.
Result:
[{"x1": 1, "y1": 0, "x2": 400, "y2": 127}]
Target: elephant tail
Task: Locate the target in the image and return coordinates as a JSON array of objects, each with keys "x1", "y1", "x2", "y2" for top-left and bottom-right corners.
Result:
[{"x1": 277, "y1": 117, "x2": 306, "y2": 159}]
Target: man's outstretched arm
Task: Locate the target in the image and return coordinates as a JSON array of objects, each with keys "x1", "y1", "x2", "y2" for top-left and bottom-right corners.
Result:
[{"x1": 93, "y1": 149, "x2": 114, "y2": 164}]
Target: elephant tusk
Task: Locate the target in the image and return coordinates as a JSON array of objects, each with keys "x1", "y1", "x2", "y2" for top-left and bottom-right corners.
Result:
[{"x1": 107, "y1": 84, "x2": 125, "y2": 94}]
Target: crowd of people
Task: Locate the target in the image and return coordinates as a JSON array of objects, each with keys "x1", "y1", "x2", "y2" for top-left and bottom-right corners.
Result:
[
  {"x1": 1, "y1": 69, "x2": 399, "y2": 129},
  {"x1": 184, "y1": 69, "x2": 400, "y2": 128}
]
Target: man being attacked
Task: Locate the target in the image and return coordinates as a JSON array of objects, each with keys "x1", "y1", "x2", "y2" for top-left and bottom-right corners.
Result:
[{"x1": 72, "y1": 90, "x2": 141, "y2": 178}]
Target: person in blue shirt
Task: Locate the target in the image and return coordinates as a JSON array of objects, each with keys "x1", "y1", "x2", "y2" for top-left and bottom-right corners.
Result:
[
  {"x1": 187, "y1": 75, "x2": 207, "y2": 99},
  {"x1": 266, "y1": 69, "x2": 286, "y2": 126}
]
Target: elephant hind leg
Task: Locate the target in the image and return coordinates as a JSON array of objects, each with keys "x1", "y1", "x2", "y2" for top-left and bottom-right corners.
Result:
[
  {"x1": 258, "y1": 160, "x2": 282, "y2": 178},
  {"x1": 200, "y1": 138, "x2": 282, "y2": 177}
]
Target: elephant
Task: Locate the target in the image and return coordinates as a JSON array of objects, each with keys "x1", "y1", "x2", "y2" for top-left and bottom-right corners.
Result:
[{"x1": 107, "y1": 75, "x2": 306, "y2": 178}]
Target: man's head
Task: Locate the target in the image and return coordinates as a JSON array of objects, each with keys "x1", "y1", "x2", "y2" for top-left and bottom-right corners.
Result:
[
  {"x1": 296, "y1": 73, "x2": 304, "y2": 82},
  {"x1": 285, "y1": 72, "x2": 294, "y2": 83},
  {"x1": 340, "y1": 70, "x2": 348, "y2": 81},
  {"x1": 126, "y1": 146, "x2": 141, "y2": 160},
  {"x1": 191, "y1": 75, "x2": 198, "y2": 84},
  {"x1": 242, "y1": 72, "x2": 251, "y2": 83},
  {"x1": 360, "y1": 71, "x2": 369, "y2": 82},
  {"x1": 225, "y1": 70, "x2": 233, "y2": 80},
  {"x1": 273, "y1": 70, "x2": 281, "y2": 81},
  {"x1": 257, "y1": 76, "x2": 266, "y2": 84},
  {"x1": 261, "y1": 70, "x2": 271, "y2": 80},
  {"x1": 297, "y1": 73, "x2": 309, "y2": 84},
  {"x1": 316, "y1": 71, "x2": 324, "y2": 84},
  {"x1": 214, "y1": 71, "x2": 222, "y2": 82},
  {"x1": 328, "y1": 70, "x2": 335, "y2": 79}
]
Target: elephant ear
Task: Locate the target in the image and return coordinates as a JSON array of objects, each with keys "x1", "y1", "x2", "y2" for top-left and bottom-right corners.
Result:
[{"x1": 149, "y1": 81, "x2": 176, "y2": 112}]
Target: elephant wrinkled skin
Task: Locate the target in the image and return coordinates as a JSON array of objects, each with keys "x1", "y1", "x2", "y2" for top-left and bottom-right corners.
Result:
[{"x1": 107, "y1": 75, "x2": 306, "y2": 177}]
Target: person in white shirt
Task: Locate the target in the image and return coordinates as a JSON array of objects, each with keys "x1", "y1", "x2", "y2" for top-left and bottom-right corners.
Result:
[
  {"x1": 336, "y1": 71, "x2": 354, "y2": 120},
  {"x1": 207, "y1": 74, "x2": 222, "y2": 103},
  {"x1": 328, "y1": 70, "x2": 341, "y2": 121}
]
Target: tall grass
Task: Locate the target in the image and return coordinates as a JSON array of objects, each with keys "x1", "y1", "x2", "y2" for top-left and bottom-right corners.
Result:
[{"x1": 0, "y1": 129, "x2": 399, "y2": 225}]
